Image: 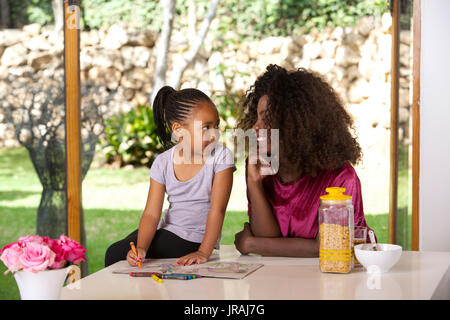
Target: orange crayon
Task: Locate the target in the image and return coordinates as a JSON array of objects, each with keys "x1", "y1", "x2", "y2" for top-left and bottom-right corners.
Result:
[{"x1": 130, "y1": 242, "x2": 142, "y2": 268}]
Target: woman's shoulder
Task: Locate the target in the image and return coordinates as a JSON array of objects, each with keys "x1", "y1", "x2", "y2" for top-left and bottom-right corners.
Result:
[
  {"x1": 334, "y1": 163, "x2": 359, "y2": 180},
  {"x1": 327, "y1": 163, "x2": 361, "y2": 191}
]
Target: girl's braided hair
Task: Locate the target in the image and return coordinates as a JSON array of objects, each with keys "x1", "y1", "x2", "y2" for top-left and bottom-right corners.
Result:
[{"x1": 153, "y1": 86, "x2": 213, "y2": 149}]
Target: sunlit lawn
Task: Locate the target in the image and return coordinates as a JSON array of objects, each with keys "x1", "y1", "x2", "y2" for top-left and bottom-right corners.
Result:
[{"x1": 0, "y1": 146, "x2": 388, "y2": 300}]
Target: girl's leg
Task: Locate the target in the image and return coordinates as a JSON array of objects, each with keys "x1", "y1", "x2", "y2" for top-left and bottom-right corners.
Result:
[
  {"x1": 104, "y1": 229, "x2": 200, "y2": 267},
  {"x1": 147, "y1": 229, "x2": 200, "y2": 259},
  {"x1": 104, "y1": 229, "x2": 138, "y2": 267}
]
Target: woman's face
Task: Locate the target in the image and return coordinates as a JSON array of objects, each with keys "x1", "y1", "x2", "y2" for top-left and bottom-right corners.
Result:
[{"x1": 252, "y1": 95, "x2": 271, "y2": 155}]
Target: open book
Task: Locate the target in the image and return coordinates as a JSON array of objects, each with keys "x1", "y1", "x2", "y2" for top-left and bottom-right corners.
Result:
[{"x1": 112, "y1": 258, "x2": 263, "y2": 280}]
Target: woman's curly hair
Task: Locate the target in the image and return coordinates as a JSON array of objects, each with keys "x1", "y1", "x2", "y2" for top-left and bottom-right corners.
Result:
[{"x1": 236, "y1": 64, "x2": 362, "y2": 177}]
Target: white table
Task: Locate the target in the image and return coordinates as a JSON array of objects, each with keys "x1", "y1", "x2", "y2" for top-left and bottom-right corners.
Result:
[{"x1": 60, "y1": 245, "x2": 450, "y2": 300}]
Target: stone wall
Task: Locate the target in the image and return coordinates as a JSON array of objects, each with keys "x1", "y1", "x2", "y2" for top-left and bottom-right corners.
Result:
[{"x1": 0, "y1": 13, "x2": 412, "y2": 180}]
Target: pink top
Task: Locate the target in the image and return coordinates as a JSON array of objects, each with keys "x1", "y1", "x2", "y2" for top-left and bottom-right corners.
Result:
[{"x1": 246, "y1": 161, "x2": 376, "y2": 243}]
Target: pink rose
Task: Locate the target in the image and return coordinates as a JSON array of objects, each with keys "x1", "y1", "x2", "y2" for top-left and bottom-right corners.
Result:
[
  {"x1": 41, "y1": 236, "x2": 56, "y2": 247},
  {"x1": 0, "y1": 243, "x2": 23, "y2": 274},
  {"x1": 1, "y1": 241, "x2": 23, "y2": 254},
  {"x1": 19, "y1": 242, "x2": 55, "y2": 273},
  {"x1": 58, "y1": 235, "x2": 86, "y2": 264},
  {"x1": 48, "y1": 241, "x2": 66, "y2": 269},
  {"x1": 18, "y1": 235, "x2": 44, "y2": 245}
]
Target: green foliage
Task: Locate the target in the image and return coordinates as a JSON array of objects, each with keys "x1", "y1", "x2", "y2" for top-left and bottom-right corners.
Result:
[
  {"x1": 8, "y1": 0, "x2": 53, "y2": 27},
  {"x1": 214, "y1": 91, "x2": 240, "y2": 129},
  {"x1": 80, "y1": 0, "x2": 163, "y2": 30},
  {"x1": 206, "y1": 0, "x2": 389, "y2": 40},
  {"x1": 211, "y1": 63, "x2": 244, "y2": 131},
  {"x1": 8, "y1": 0, "x2": 389, "y2": 39},
  {"x1": 100, "y1": 105, "x2": 164, "y2": 168},
  {"x1": 26, "y1": 0, "x2": 53, "y2": 26}
]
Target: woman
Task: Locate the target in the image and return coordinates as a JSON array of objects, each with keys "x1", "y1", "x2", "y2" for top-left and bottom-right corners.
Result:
[{"x1": 234, "y1": 64, "x2": 375, "y2": 257}]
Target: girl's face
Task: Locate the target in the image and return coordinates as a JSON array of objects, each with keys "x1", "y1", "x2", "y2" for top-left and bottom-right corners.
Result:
[
  {"x1": 173, "y1": 101, "x2": 220, "y2": 157},
  {"x1": 252, "y1": 95, "x2": 272, "y2": 155}
]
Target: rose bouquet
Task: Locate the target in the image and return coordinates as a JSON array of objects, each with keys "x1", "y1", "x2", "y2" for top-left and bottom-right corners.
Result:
[{"x1": 1, "y1": 235, "x2": 86, "y2": 274}]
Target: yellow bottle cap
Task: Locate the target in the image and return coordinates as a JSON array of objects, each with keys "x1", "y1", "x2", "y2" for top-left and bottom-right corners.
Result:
[{"x1": 320, "y1": 187, "x2": 352, "y2": 200}]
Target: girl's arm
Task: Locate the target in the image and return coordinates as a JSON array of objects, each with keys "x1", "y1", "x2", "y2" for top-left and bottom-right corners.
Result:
[
  {"x1": 235, "y1": 223, "x2": 319, "y2": 257},
  {"x1": 135, "y1": 178, "x2": 166, "y2": 257},
  {"x1": 176, "y1": 167, "x2": 234, "y2": 265}
]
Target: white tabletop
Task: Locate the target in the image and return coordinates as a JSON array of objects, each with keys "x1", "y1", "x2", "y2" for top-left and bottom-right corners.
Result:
[{"x1": 60, "y1": 245, "x2": 450, "y2": 300}]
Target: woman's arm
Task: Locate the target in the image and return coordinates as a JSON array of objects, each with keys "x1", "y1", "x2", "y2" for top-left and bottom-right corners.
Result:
[
  {"x1": 235, "y1": 223, "x2": 319, "y2": 257},
  {"x1": 247, "y1": 180, "x2": 281, "y2": 237},
  {"x1": 177, "y1": 167, "x2": 234, "y2": 265},
  {"x1": 136, "y1": 178, "x2": 166, "y2": 254},
  {"x1": 246, "y1": 157, "x2": 281, "y2": 237}
]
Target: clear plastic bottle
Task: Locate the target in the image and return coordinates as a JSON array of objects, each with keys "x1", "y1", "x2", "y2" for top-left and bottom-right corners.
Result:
[{"x1": 318, "y1": 187, "x2": 354, "y2": 273}]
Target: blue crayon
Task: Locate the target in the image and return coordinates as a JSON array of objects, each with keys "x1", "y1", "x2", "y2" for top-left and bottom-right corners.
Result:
[
  {"x1": 162, "y1": 273, "x2": 201, "y2": 280},
  {"x1": 129, "y1": 272, "x2": 200, "y2": 280}
]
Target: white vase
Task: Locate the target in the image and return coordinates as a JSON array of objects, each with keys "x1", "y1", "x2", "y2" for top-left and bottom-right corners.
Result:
[{"x1": 14, "y1": 265, "x2": 80, "y2": 300}]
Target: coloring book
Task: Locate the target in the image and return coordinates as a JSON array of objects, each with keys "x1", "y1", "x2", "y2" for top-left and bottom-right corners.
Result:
[{"x1": 112, "y1": 259, "x2": 263, "y2": 279}]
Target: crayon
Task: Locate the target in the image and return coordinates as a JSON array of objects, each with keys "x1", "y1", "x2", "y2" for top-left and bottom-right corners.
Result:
[
  {"x1": 129, "y1": 272, "x2": 199, "y2": 280},
  {"x1": 166, "y1": 273, "x2": 199, "y2": 279},
  {"x1": 129, "y1": 242, "x2": 141, "y2": 268},
  {"x1": 160, "y1": 274, "x2": 191, "y2": 280},
  {"x1": 152, "y1": 274, "x2": 163, "y2": 283},
  {"x1": 129, "y1": 272, "x2": 159, "y2": 277}
]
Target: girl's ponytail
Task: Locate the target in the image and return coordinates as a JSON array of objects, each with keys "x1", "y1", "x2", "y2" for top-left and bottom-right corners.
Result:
[{"x1": 153, "y1": 86, "x2": 176, "y2": 149}]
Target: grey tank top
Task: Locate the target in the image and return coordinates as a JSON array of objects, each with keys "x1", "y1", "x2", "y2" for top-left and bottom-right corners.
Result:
[{"x1": 149, "y1": 144, "x2": 236, "y2": 249}]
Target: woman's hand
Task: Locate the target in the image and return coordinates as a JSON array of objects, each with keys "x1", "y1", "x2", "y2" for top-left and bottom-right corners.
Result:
[
  {"x1": 234, "y1": 222, "x2": 254, "y2": 255},
  {"x1": 247, "y1": 152, "x2": 271, "y2": 184},
  {"x1": 176, "y1": 250, "x2": 209, "y2": 266},
  {"x1": 126, "y1": 247, "x2": 146, "y2": 266}
]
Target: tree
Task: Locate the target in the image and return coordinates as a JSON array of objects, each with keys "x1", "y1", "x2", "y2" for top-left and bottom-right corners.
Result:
[
  {"x1": 169, "y1": 0, "x2": 220, "y2": 90},
  {"x1": 0, "y1": 0, "x2": 11, "y2": 28},
  {"x1": 52, "y1": 0, "x2": 64, "y2": 32},
  {"x1": 150, "y1": 0, "x2": 176, "y2": 105},
  {"x1": 150, "y1": 0, "x2": 220, "y2": 104}
]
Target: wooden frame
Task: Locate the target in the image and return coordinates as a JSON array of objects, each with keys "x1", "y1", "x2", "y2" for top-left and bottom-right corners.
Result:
[
  {"x1": 389, "y1": 0, "x2": 400, "y2": 244},
  {"x1": 390, "y1": 0, "x2": 421, "y2": 249},
  {"x1": 64, "y1": 0, "x2": 82, "y2": 244},
  {"x1": 411, "y1": 0, "x2": 421, "y2": 251}
]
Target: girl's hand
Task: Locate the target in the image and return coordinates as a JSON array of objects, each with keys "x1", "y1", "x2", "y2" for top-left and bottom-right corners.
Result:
[
  {"x1": 126, "y1": 247, "x2": 146, "y2": 266},
  {"x1": 176, "y1": 250, "x2": 209, "y2": 266}
]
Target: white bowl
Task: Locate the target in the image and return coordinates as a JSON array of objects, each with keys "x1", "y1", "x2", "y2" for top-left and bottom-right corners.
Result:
[{"x1": 354, "y1": 243, "x2": 402, "y2": 273}]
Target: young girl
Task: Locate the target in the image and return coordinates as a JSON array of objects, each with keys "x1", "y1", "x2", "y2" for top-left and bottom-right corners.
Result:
[{"x1": 105, "y1": 86, "x2": 235, "y2": 267}]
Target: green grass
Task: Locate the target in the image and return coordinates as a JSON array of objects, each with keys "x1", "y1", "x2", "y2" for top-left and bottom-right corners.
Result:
[{"x1": 0, "y1": 146, "x2": 389, "y2": 300}]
